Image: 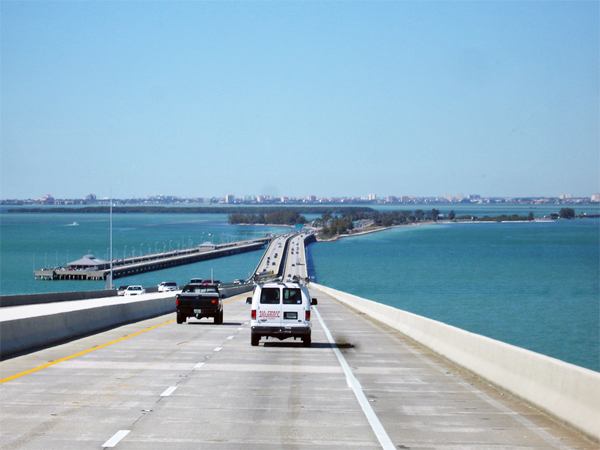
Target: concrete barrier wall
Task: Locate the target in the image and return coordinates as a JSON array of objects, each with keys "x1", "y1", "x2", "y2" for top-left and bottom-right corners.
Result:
[
  {"x1": 1, "y1": 290, "x2": 118, "y2": 307},
  {"x1": 311, "y1": 283, "x2": 600, "y2": 442},
  {"x1": 1, "y1": 294, "x2": 176, "y2": 359},
  {"x1": 220, "y1": 283, "x2": 254, "y2": 298},
  {"x1": 1, "y1": 286, "x2": 160, "y2": 307}
]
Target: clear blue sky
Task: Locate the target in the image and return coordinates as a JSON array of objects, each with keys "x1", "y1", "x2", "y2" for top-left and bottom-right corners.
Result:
[{"x1": 1, "y1": 1, "x2": 598, "y2": 200}]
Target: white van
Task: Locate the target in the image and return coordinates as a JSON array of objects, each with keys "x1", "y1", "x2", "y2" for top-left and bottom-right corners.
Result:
[{"x1": 246, "y1": 282, "x2": 317, "y2": 347}]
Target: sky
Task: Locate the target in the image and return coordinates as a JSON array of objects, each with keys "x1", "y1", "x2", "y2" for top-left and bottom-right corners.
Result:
[{"x1": 1, "y1": 1, "x2": 598, "y2": 200}]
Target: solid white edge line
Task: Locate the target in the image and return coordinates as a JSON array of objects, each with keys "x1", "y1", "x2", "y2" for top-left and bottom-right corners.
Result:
[
  {"x1": 102, "y1": 429, "x2": 130, "y2": 448},
  {"x1": 160, "y1": 386, "x2": 177, "y2": 397},
  {"x1": 314, "y1": 306, "x2": 395, "y2": 450}
]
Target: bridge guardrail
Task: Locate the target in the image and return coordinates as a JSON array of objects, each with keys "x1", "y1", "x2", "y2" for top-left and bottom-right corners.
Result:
[{"x1": 311, "y1": 282, "x2": 600, "y2": 443}]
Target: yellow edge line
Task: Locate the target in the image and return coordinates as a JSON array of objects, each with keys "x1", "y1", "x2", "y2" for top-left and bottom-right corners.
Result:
[
  {"x1": 0, "y1": 292, "x2": 250, "y2": 384},
  {"x1": 0, "y1": 319, "x2": 175, "y2": 384}
]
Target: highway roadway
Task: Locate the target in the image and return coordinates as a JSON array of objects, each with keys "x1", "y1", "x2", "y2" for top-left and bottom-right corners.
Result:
[{"x1": 1, "y1": 289, "x2": 595, "y2": 449}]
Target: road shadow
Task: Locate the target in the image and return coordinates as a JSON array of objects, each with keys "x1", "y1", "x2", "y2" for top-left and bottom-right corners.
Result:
[
  {"x1": 185, "y1": 321, "x2": 243, "y2": 326},
  {"x1": 261, "y1": 341, "x2": 355, "y2": 349}
]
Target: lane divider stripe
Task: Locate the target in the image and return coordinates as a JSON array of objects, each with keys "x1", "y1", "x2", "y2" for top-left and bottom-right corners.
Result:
[
  {"x1": 314, "y1": 306, "x2": 395, "y2": 450},
  {"x1": 102, "y1": 429, "x2": 130, "y2": 448},
  {"x1": 0, "y1": 319, "x2": 175, "y2": 384},
  {"x1": 160, "y1": 386, "x2": 177, "y2": 397}
]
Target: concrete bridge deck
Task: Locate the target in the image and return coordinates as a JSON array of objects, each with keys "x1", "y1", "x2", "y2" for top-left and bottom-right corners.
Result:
[{"x1": 1, "y1": 289, "x2": 596, "y2": 450}]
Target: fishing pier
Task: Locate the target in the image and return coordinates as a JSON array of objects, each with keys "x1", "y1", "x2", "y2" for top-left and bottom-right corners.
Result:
[{"x1": 34, "y1": 238, "x2": 272, "y2": 281}]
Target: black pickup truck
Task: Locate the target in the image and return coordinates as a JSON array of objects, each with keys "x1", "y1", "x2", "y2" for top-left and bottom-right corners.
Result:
[{"x1": 176, "y1": 284, "x2": 224, "y2": 324}]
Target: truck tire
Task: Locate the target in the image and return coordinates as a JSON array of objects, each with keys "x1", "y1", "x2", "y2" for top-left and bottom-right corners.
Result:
[
  {"x1": 251, "y1": 335, "x2": 260, "y2": 346},
  {"x1": 176, "y1": 312, "x2": 185, "y2": 324},
  {"x1": 214, "y1": 310, "x2": 223, "y2": 325}
]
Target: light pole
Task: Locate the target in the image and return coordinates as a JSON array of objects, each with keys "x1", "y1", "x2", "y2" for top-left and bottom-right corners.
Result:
[
  {"x1": 140, "y1": 243, "x2": 144, "y2": 257},
  {"x1": 124, "y1": 245, "x2": 128, "y2": 260}
]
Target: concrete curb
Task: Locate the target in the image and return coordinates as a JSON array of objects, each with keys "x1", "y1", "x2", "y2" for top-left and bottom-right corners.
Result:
[
  {"x1": 311, "y1": 283, "x2": 600, "y2": 443},
  {"x1": 1, "y1": 294, "x2": 176, "y2": 359}
]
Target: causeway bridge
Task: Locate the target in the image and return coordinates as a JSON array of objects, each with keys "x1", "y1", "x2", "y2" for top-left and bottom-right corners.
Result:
[
  {"x1": 33, "y1": 237, "x2": 271, "y2": 281},
  {"x1": 2, "y1": 232, "x2": 599, "y2": 449}
]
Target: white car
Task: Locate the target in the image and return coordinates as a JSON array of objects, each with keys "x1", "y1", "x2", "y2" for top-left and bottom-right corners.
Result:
[
  {"x1": 246, "y1": 282, "x2": 317, "y2": 347},
  {"x1": 124, "y1": 285, "x2": 146, "y2": 296},
  {"x1": 158, "y1": 281, "x2": 178, "y2": 292}
]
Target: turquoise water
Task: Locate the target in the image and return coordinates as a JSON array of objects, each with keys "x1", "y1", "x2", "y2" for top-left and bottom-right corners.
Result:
[
  {"x1": 307, "y1": 219, "x2": 599, "y2": 372},
  {"x1": 0, "y1": 211, "x2": 289, "y2": 295},
  {"x1": 1, "y1": 205, "x2": 598, "y2": 372}
]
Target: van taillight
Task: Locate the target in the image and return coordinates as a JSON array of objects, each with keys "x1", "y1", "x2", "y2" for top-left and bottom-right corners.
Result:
[
  {"x1": 251, "y1": 310, "x2": 256, "y2": 319},
  {"x1": 305, "y1": 310, "x2": 310, "y2": 321}
]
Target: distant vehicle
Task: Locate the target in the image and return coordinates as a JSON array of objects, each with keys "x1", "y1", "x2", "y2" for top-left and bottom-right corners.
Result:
[
  {"x1": 234, "y1": 279, "x2": 245, "y2": 285},
  {"x1": 189, "y1": 278, "x2": 203, "y2": 284},
  {"x1": 124, "y1": 285, "x2": 145, "y2": 296},
  {"x1": 117, "y1": 285, "x2": 129, "y2": 296},
  {"x1": 246, "y1": 282, "x2": 317, "y2": 347},
  {"x1": 158, "y1": 281, "x2": 178, "y2": 292}
]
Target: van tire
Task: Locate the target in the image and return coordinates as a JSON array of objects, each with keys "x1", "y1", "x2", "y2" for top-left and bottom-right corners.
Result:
[
  {"x1": 251, "y1": 335, "x2": 260, "y2": 346},
  {"x1": 302, "y1": 335, "x2": 311, "y2": 347}
]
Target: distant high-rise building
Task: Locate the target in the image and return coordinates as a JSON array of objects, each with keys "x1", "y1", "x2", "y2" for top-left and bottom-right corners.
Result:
[
  {"x1": 225, "y1": 194, "x2": 235, "y2": 204},
  {"x1": 456, "y1": 193, "x2": 464, "y2": 201},
  {"x1": 368, "y1": 193, "x2": 377, "y2": 201},
  {"x1": 591, "y1": 194, "x2": 600, "y2": 202},
  {"x1": 444, "y1": 193, "x2": 452, "y2": 201}
]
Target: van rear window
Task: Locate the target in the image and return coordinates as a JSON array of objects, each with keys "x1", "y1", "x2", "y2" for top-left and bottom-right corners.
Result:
[
  {"x1": 260, "y1": 288, "x2": 280, "y2": 304},
  {"x1": 282, "y1": 288, "x2": 302, "y2": 304}
]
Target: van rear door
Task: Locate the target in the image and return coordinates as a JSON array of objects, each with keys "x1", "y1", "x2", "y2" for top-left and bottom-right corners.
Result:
[
  {"x1": 281, "y1": 287, "x2": 305, "y2": 326},
  {"x1": 258, "y1": 287, "x2": 282, "y2": 326}
]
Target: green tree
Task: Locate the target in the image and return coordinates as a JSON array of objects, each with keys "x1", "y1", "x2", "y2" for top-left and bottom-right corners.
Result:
[{"x1": 559, "y1": 208, "x2": 575, "y2": 219}]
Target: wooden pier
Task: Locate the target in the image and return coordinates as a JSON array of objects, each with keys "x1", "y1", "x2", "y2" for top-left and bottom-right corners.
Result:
[{"x1": 34, "y1": 238, "x2": 271, "y2": 281}]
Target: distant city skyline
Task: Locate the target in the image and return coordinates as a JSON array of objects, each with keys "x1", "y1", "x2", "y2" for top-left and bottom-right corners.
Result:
[
  {"x1": 2, "y1": 191, "x2": 598, "y2": 205},
  {"x1": 1, "y1": 2, "x2": 598, "y2": 200}
]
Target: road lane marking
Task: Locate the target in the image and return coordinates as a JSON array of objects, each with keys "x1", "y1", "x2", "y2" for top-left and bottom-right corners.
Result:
[
  {"x1": 314, "y1": 306, "x2": 395, "y2": 450},
  {"x1": 160, "y1": 386, "x2": 177, "y2": 397},
  {"x1": 2, "y1": 293, "x2": 248, "y2": 384},
  {"x1": 102, "y1": 429, "x2": 130, "y2": 448},
  {"x1": 214, "y1": 346, "x2": 223, "y2": 352},
  {"x1": 194, "y1": 362, "x2": 205, "y2": 369},
  {"x1": 0, "y1": 319, "x2": 175, "y2": 384}
]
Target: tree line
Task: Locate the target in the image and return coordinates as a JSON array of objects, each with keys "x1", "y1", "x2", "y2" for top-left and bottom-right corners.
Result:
[{"x1": 228, "y1": 211, "x2": 308, "y2": 226}]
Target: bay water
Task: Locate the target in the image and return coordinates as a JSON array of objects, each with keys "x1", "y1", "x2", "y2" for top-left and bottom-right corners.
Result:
[{"x1": 1, "y1": 205, "x2": 598, "y2": 372}]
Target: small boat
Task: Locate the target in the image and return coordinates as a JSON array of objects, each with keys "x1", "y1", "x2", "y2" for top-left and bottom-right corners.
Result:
[{"x1": 70, "y1": 222, "x2": 79, "y2": 226}]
